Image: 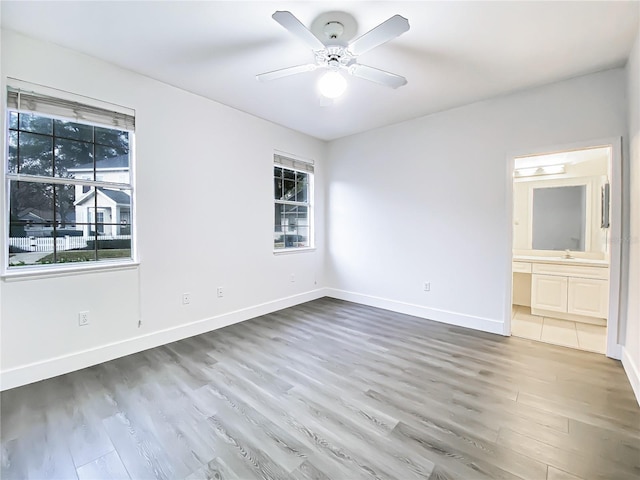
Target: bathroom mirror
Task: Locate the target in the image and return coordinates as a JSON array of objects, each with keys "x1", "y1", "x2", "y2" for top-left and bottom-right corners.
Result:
[{"x1": 532, "y1": 185, "x2": 586, "y2": 251}]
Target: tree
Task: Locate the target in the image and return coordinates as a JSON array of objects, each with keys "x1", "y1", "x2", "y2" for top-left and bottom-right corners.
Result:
[{"x1": 8, "y1": 112, "x2": 129, "y2": 232}]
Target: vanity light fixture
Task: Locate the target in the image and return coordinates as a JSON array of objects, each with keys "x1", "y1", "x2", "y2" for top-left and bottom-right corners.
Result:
[{"x1": 514, "y1": 164, "x2": 566, "y2": 178}]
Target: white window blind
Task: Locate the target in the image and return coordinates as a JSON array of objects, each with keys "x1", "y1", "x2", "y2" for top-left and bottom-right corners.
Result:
[
  {"x1": 274, "y1": 153, "x2": 314, "y2": 173},
  {"x1": 7, "y1": 88, "x2": 135, "y2": 131}
]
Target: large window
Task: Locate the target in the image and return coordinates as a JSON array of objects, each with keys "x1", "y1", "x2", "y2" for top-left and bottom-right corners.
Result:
[
  {"x1": 5, "y1": 86, "x2": 135, "y2": 270},
  {"x1": 273, "y1": 154, "x2": 313, "y2": 250}
]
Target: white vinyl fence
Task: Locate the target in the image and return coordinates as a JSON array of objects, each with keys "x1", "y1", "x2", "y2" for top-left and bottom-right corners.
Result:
[{"x1": 9, "y1": 235, "x2": 131, "y2": 253}]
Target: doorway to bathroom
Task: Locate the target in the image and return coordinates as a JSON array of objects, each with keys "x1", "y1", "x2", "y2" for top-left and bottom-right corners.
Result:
[{"x1": 507, "y1": 140, "x2": 623, "y2": 359}]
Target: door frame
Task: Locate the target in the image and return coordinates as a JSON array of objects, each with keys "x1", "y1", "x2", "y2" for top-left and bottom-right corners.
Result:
[{"x1": 504, "y1": 137, "x2": 623, "y2": 359}]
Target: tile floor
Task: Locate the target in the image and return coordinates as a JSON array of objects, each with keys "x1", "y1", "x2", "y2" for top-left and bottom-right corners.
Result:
[{"x1": 511, "y1": 305, "x2": 606, "y2": 354}]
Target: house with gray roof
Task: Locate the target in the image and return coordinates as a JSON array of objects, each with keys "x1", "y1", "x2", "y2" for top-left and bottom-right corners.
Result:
[{"x1": 68, "y1": 155, "x2": 131, "y2": 236}]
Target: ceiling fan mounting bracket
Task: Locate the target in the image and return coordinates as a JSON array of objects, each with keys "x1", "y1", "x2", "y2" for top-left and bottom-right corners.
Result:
[
  {"x1": 310, "y1": 11, "x2": 358, "y2": 45},
  {"x1": 323, "y1": 21, "x2": 344, "y2": 40}
]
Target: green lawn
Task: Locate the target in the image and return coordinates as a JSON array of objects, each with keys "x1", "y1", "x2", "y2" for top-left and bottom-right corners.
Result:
[{"x1": 37, "y1": 249, "x2": 131, "y2": 264}]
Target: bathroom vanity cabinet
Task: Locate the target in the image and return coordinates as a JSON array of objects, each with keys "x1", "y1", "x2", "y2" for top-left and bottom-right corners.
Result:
[{"x1": 513, "y1": 258, "x2": 608, "y2": 325}]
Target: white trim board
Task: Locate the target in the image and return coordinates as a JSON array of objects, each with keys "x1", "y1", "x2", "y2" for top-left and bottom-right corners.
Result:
[
  {"x1": 621, "y1": 347, "x2": 640, "y2": 407},
  {"x1": 0, "y1": 288, "x2": 505, "y2": 391},
  {"x1": 0, "y1": 289, "x2": 326, "y2": 391},
  {"x1": 325, "y1": 288, "x2": 505, "y2": 335},
  {"x1": 5, "y1": 288, "x2": 632, "y2": 404}
]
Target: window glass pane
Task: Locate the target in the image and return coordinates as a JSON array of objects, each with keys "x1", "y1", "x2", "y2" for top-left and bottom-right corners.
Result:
[
  {"x1": 55, "y1": 137, "x2": 94, "y2": 178},
  {"x1": 274, "y1": 233, "x2": 285, "y2": 249},
  {"x1": 283, "y1": 179, "x2": 296, "y2": 200},
  {"x1": 9, "y1": 180, "x2": 54, "y2": 232},
  {"x1": 118, "y1": 208, "x2": 131, "y2": 235},
  {"x1": 95, "y1": 146, "x2": 130, "y2": 168},
  {"x1": 8, "y1": 232, "x2": 55, "y2": 267},
  {"x1": 9, "y1": 111, "x2": 18, "y2": 129},
  {"x1": 96, "y1": 233, "x2": 131, "y2": 261},
  {"x1": 282, "y1": 231, "x2": 308, "y2": 248},
  {"x1": 8, "y1": 130, "x2": 18, "y2": 173},
  {"x1": 283, "y1": 169, "x2": 295, "y2": 181},
  {"x1": 19, "y1": 113, "x2": 53, "y2": 135},
  {"x1": 54, "y1": 119, "x2": 93, "y2": 142},
  {"x1": 296, "y1": 172, "x2": 308, "y2": 202},
  {"x1": 55, "y1": 184, "x2": 77, "y2": 226},
  {"x1": 283, "y1": 204, "x2": 297, "y2": 232},
  {"x1": 274, "y1": 177, "x2": 283, "y2": 200},
  {"x1": 19, "y1": 131, "x2": 53, "y2": 176},
  {"x1": 275, "y1": 203, "x2": 284, "y2": 232},
  {"x1": 8, "y1": 180, "x2": 54, "y2": 266},
  {"x1": 99, "y1": 187, "x2": 132, "y2": 209},
  {"x1": 274, "y1": 166, "x2": 282, "y2": 178},
  {"x1": 296, "y1": 227, "x2": 310, "y2": 247},
  {"x1": 98, "y1": 246, "x2": 131, "y2": 261},
  {"x1": 95, "y1": 127, "x2": 129, "y2": 150}
]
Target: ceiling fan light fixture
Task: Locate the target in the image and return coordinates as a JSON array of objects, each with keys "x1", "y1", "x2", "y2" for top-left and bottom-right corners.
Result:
[{"x1": 318, "y1": 71, "x2": 347, "y2": 98}]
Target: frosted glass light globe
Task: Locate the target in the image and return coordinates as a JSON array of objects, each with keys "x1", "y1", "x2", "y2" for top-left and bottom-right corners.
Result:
[{"x1": 318, "y1": 71, "x2": 347, "y2": 98}]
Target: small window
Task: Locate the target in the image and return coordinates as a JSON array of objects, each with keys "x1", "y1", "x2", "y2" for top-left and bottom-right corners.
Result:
[
  {"x1": 273, "y1": 154, "x2": 313, "y2": 250},
  {"x1": 5, "y1": 86, "x2": 135, "y2": 270}
]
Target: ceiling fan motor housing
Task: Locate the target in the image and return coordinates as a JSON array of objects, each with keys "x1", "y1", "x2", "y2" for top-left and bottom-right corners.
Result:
[{"x1": 316, "y1": 45, "x2": 355, "y2": 70}]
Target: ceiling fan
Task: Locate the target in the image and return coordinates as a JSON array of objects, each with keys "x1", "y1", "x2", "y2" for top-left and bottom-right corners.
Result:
[{"x1": 256, "y1": 11, "x2": 410, "y2": 97}]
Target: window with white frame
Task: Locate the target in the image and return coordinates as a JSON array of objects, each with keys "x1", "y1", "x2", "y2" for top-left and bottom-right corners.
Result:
[
  {"x1": 273, "y1": 154, "x2": 313, "y2": 250},
  {"x1": 5, "y1": 86, "x2": 135, "y2": 270}
]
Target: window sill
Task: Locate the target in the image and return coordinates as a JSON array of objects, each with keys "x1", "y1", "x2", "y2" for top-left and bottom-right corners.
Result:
[
  {"x1": 273, "y1": 247, "x2": 316, "y2": 256},
  {"x1": 2, "y1": 260, "x2": 139, "y2": 281}
]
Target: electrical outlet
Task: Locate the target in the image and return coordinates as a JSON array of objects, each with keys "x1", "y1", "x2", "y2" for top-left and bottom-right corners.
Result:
[
  {"x1": 78, "y1": 311, "x2": 90, "y2": 326},
  {"x1": 217, "y1": 287, "x2": 224, "y2": 298},
  {"x1": 290, "y1": 273, "x2": 296, "y2": 283},
  {"x1": 182, "y1": 293, "x2": 191, "y2": 304},
  {"x1": 423, "y1": 282, "x2": 431, "y2": 292}
]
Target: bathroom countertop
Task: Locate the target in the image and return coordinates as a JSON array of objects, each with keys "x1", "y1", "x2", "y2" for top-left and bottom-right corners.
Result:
[{"x1": 513, "y1": 255, "x2": 609, "y2": 267}]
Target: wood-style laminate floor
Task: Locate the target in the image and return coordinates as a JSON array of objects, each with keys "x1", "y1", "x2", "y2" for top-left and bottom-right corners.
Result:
[{"x1": 1, "y1": 298, "x2": 639, "y2": 480}]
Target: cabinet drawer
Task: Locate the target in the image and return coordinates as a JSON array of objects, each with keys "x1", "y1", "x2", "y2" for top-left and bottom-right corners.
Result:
[
  {"x1": 532, "y1": 263, "x2": 608, "y2": 280},
  {"x1": 512, "y1": 261, "x2": 532, "y2": 273}
]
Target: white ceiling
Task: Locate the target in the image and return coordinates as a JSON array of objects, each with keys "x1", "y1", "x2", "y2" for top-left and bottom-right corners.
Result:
[{"x1": 1, "y1": 1, "x2": 639, "y2": 141}]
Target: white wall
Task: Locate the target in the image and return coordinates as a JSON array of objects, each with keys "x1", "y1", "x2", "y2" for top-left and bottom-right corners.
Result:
[
  {"x1": 325, "y1": 68, "x2": 627, "y2": 335},
  {"x1": 623, "y1": 30, "x2": 640, "y2": 404},
  {"x1": 1, "y1": 28, "x2": 637, "y2": 402},
  {"x1": 0, "y1": 30, "x2": 326, "y2": 389}
]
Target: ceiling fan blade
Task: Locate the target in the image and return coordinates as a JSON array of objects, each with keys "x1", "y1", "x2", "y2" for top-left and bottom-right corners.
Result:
[
  {"x1": 256, "y1": 64, "x2": 317, "y2": 82},
  {"x1": 272, "y1": 11, "x2": 326, "y2": 51},
  {"x1": 348, "y1": 15, "x2": 410, "y2": 56},
  {"x1": 348, "y1": 64, "x2": 407, "y2": 88}
]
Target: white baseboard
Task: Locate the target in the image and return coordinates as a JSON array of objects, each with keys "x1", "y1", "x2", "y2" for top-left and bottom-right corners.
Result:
[
  {"x1": 621, "y1": 346, "x2": 640, "y2": 407},
  {"x1": 0, "y1": 289, "x2": 326, "y2": 391},
  {"x1": 325, "y1": 288, "x2": 505, "y2": 335}
]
